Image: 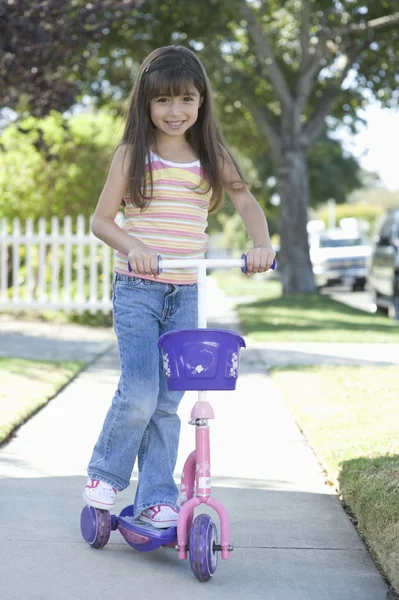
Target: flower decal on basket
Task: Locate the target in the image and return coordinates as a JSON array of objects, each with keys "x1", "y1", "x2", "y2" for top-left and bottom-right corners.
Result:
[
  {"x1": 229, "y1": 352, "x2": 239, "y2": 378},
  {"x1": 162, "y1": 353, "x2": 171, "y2": 378}
]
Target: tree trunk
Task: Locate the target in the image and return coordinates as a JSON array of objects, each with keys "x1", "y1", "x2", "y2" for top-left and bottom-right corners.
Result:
[{"x1": 276, "y1": 147, "x2": 316, "y2": 294}]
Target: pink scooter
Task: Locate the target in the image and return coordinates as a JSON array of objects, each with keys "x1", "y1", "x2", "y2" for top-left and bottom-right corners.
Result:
[{"x1": 80, "y1": 254, "x2": 275, "y2": 582}]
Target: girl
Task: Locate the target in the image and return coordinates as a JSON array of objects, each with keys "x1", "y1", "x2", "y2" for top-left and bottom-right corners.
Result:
[{"x1": 84, "y1": 45, "x2": 275, "y2": 528}]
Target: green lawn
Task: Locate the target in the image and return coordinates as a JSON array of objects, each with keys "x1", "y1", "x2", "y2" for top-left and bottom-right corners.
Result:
[
  {"x1": 0, "y1": 357, "x2": 84, "y2": 444},
  {"x1": 213, "y1": 272, "x2": 399, "y2": 343},
  {"x1": 271, "y1": 365, "x2": 399, "y2": 592}
]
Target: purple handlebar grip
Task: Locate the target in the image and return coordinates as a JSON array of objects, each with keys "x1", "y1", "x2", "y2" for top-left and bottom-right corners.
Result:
[
  {"x1": 241, "y1": 253, "x2": 247, "y2": 273},
  {"x1": 128, "y1": 261, "x2": 132, "y2": 273},
  {"x1": 241, "y1": 253, "x2": 277, "y2": 273}
]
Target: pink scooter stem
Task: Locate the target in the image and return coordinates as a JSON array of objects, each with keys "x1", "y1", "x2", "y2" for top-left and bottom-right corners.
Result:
[
  {"x1": 177, "y1": 371, "x2": 233, "y2": 558},
  {"x1": 195, "y1": 426, "x2": 211, "y2": 498}
]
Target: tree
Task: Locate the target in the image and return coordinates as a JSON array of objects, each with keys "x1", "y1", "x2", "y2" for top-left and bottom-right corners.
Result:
[
  {"x1": 234, "y1": 1, "x2": 399, "y2": 293},
  {"x1": 219, "y1": 99, "x2": 362, "y2": 210},
  {"x1": 0, "y1": 0, "x2": 141, "y2": 116}
]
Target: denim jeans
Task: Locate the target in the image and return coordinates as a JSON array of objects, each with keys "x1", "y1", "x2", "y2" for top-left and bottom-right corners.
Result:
[{"x1": 88, "y1": 273, "x2": 198, "y2": 518}]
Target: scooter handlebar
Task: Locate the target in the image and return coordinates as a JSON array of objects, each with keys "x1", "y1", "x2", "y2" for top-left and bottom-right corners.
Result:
[{"x1": 128, "y1": 254, "x2": 277, "y2": 275}]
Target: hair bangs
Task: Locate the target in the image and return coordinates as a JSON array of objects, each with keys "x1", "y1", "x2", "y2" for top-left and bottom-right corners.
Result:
[{"x1": 145, "y1": 67, "x2": 202, "y2": 102}]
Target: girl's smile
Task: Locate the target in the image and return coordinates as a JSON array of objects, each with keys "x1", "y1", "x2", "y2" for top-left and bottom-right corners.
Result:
[{"x1": 165, "y1": 120, "x2": 185, "y2": 129}]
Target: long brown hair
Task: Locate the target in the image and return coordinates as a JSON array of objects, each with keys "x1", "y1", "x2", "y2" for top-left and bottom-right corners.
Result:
[{"x1": 120, "y1": 45, "x2": 245, "y2": 214}]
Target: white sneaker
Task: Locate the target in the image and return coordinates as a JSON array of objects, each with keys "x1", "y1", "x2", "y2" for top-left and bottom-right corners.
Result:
[
  {"x1": 138, "y1": 504, "x2": 179, "y2": 528},
  {"x1": 83, "y1": 478, "x2": 116, "y2": 510}
]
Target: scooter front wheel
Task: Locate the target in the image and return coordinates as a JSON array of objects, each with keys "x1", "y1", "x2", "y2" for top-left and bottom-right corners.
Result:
[
  {"x1": 189, "y1": 513, "x2": 218, "y2": 582},
  {"x1": 80, "y1": 506, "x2": 111, "y2": 549}
]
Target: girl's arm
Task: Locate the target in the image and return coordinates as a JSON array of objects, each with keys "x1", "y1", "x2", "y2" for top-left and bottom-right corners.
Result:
[
  {"x1": 91, "y1": 145, "x2": 159, "y2": 276},
  {"x1": 220, "y1": 156, "x2": 275, "y2": 274},
  {"x1": 91, "y1": 145, "x2": 139, "y2": 254}
]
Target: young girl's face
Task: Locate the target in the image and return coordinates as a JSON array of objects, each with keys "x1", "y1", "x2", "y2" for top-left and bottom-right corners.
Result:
[{"x1": 149, "y1": 88, "x2": 203, "y2": 139}]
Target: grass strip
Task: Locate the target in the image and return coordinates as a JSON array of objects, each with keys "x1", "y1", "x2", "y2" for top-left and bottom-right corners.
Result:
[
  {"x1": 212, "y1": 271, "x2": 399, "y2": 343},
  {"x1": 271, "y1": 365, "x2": 399, "y2": 592},
  {"x1": 0, "y1": 357, "x2": 85, "y2": 444}
]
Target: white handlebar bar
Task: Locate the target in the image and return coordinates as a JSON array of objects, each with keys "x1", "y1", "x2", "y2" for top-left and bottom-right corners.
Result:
[{"x1": 158, "y1": 258, "x2": 245, "y2": 270}]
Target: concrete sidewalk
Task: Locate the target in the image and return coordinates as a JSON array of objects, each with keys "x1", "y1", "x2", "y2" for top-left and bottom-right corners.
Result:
[{"x1": 0, "y1": 283, "x2": 395, "y2": 599}]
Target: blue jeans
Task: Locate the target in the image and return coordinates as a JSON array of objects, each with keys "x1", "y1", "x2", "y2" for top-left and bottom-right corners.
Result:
[{"x1": 88, "y1": 273, "x2": 198, "y2": 518}]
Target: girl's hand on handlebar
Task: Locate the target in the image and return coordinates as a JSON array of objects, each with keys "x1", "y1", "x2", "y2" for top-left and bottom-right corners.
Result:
[
  {"x1": 245, "y1": 247, "x2": 276, "y2": 276},
  {"x1": 127, "y1": 243, "x2": 159, "y2": 278}
]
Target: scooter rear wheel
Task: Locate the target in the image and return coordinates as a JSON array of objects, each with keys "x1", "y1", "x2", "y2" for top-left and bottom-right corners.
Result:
[
  {"x1": 80, "y1": 506, "x2": 111, "y2": 549},
  {"x1": 189, "y1": 513, "x2": 218, "y2": 582}
]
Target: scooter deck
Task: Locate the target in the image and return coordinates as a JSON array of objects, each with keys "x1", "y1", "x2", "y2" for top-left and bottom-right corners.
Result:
[{"x1": 117, "y1": 505, "x2": 177, "y2": 551}]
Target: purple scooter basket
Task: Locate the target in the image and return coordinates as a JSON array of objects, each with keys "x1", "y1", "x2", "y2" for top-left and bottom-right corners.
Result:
[{"x1": 158, "y1": 328, "x2": 246, "y2": 391}]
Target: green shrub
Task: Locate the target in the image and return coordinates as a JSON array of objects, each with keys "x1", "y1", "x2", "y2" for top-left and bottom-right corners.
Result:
[{"x1": 0, "y1": 109, "x2": 123, "y2": 222}]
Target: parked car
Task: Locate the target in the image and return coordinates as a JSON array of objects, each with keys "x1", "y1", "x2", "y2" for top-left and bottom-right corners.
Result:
[
  {"x1": 310, "y1": 228, "x2": 371, "y2": 291},
  {"x1": 368, "y1": 209, "x2": 399, "y2": 319}
]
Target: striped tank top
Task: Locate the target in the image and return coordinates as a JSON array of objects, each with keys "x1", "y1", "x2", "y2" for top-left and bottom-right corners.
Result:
[{"x1": 114, "y1": 151, "x2": 211, "y2": 285}]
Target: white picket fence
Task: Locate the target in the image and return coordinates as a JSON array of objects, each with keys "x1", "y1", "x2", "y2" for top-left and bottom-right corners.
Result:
[{"x1": 0, "y1": 214, "x2": 123, "y2": 314}]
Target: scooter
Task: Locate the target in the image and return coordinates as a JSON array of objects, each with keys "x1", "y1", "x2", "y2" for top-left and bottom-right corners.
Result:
[{"x1": 80, "y1": 254, "x2": 276, "y2": 582}]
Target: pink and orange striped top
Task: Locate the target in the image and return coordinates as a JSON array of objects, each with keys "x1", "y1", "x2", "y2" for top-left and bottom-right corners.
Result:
[{"x1": 114, "y1": 151, "x2": 211, "y2": 284}]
